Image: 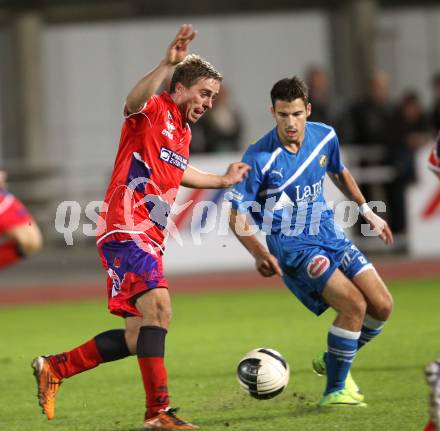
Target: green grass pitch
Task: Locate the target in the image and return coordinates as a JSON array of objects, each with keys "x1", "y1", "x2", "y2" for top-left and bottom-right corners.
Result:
[{"x1": 0, "y1": 279, "x2": 439, "y2": 430}]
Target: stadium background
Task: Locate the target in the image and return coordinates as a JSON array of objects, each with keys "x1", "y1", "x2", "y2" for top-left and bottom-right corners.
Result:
[{"x1": 0, "y1": 1, "x2": 439, "y2": 430}]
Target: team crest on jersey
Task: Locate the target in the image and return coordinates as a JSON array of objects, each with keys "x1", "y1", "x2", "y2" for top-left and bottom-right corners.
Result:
[
  {"x1": 319, "y1": 155, "x2": 327, "y2": 167},
  {"x1": 166, "y1": 120, "x2": 176, "y2": 132},
  {"x1": 162, "y1": 113, "x2": 176, "y2": 140},
  {"x1": 161, "y1": 129, "x2": 174, "y2": 140},
  {"x1": 160, "y1": 147, "x2": 188, "y2": 170},
  {"x1": 307, "y1": 255, "x2": 330, "y2": 279}
]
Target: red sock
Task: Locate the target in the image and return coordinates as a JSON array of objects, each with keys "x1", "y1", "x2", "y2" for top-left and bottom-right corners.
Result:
[
  {"x1": 138, "y1": 357, "x2": 169, "y2": 418},
  {"x1": 48, "y1": 339, "x2": 103, "y2": 379},
  {"x1": 137, "y1": 326, "x2": 169, "y2": 418},
  {"x1": 0, "y1": 240, "x2": 22, "y2": 268},
  {"x1": 424, "y1": 420, "x2": 436, "y2": 431}
]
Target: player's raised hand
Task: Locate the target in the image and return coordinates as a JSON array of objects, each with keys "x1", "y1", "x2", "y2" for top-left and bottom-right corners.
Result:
[
  {"x1": 165, "y1": 24, "x2": 197, "y2": 66},
  {"x1": 362, "y1": 210, "x2": 394, "y2": 245},
  {"x1": 255, "y1": 252, "x2": 283, "y2": 278},
  {"x1": 222, "y1": 162, "x2": 250, "y2": 187}
]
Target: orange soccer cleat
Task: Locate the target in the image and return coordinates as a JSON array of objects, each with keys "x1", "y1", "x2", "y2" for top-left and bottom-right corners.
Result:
[
  {"x1": 31, "y1": 356, "x2": 62, "y2": 420},
  {"x1": 144, "y1": 407, "x2": 199, "y2": 430}
]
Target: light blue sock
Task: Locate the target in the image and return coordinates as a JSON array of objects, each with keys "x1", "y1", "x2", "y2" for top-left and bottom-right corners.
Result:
[
  {"x1": 325, "y1": 325, "x2": 360, "y2": 395},
  {"x1": 358, "y1": 314, "x2": 385, "y2": 351}
]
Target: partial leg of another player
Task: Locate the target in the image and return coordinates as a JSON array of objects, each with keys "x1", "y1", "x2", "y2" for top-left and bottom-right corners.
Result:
[
  {"x1": 424, "y1": 360, "x2": 440, "y2": 431},
  {"x1": 0, "y1": 220, "x2": 43, "y2": 268},
  {"x1": 319, "y1": 269, "x2": 367, "y2": 407}
]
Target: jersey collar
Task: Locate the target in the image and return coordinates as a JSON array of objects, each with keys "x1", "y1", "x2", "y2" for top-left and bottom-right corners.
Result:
[
  {"x1": 161, "y1": 92, "x2": 187, "y2": 129},
  {"x1": 272, "y1": 126, "x2": 309, "y2": 155}
]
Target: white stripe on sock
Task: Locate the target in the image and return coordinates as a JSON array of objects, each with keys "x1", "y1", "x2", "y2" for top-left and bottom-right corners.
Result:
[
  {"x1": 363, "y1": 314, "x2": 385, "y2": 330},
  {"x1": 329, "y1": 325, "x2": 361, "y2": 340},
  {"x1": 328, "y1": 348, "x2": 357, "y2": 358}
]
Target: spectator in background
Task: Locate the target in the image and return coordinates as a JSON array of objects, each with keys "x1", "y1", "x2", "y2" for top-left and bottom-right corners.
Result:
[
  {"x1": 306, "y1": 65, "x2": 333, "y2": 125},
  {"x1": 341, "y1": 71, "x2": 393, "y2": 147},
  {"x1": 191, "y1": 84, "x2": 243, "y2": 154},
  {"x1": 431, "y1": 72, "x2": 440, "y2": 132},
  {"x1": 339, "y1": 70, "x2": 394, "y2": 234},
  {"x1": 341, "y1": 70, "x2": 393, "y2": 157},
  {"x1": 386, "y1": 91, "x2": 430, "y2": 235}
]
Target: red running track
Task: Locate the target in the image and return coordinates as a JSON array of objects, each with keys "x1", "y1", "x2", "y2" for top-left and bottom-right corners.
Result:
[{"x1": 1, "y1": 258, "x2": 439, "y2": 307}]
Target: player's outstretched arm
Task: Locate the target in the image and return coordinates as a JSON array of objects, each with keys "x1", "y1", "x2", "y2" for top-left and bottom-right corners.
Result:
[
  {"x1": 125, "y1": 24, "x2": 197, "y2": 114},
  {"x1": 229, "y1": 208, "x2": 283, "y2": 277},
  {"x1": 328, "y1": 168, "x2": 393, "y2": 245},
  {"x1": 181, "y1": 163, "x2": 250, "y2": 189}
]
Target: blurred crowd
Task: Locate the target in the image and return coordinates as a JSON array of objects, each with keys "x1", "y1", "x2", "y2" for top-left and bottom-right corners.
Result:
[
  {"x1": 306, "y1": 66, "x2": 439, "y2": 240},
  {"x1": 187, "y1": 67, "x2": 440, "y2": 243}
]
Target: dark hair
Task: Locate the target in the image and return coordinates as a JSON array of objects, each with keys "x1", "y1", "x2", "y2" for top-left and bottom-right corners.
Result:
[
  {"x1": 401, "y1": 90, "x2": 419, "y2": 105},
  {"x1": 270, "y1": 76, "x2": 309, "y2": 107},
  {"x1": 170, "y1": 54, "x2": 223, "y2": 93}
]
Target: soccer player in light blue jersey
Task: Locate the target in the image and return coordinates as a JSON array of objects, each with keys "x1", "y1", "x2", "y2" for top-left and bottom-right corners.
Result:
[{"x1": 228, "y1": 76, "x2": 394, "y2": 407}]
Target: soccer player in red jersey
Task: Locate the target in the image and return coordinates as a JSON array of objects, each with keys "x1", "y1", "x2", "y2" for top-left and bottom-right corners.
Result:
[
  {"x1": 0, "y1": 170, "x2": 42, "y2": 269},
  {"x1": 31, "y1": 25, "x2": 249, "y2": 430}
]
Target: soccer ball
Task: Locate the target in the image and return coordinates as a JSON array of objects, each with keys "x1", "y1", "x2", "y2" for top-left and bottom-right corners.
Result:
[{"x1": 236, "y1": 348, "x2": 290, "y2": 399}]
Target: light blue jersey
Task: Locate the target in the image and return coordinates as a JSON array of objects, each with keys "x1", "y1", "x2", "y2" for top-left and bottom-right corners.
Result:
[
  {"x1": 229, "y1": 122, "x2": 372, "y2": 315},
  {"x1": 229, "y1": 122, "x2": 344, "y2": 238}
]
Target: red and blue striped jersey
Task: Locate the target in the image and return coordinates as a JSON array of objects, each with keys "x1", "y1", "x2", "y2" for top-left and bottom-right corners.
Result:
[{"x1": 97, "y1": 92, "x2": 191, "y2": 250}]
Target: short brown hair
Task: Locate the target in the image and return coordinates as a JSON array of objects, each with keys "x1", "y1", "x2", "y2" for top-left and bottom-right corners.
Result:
[
  {"x1": 169, "y1": 54, "x2": 223, "y2": 93},
  {"x1": 270, "y1": 76, "x2": 309, "y2": 107}
]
